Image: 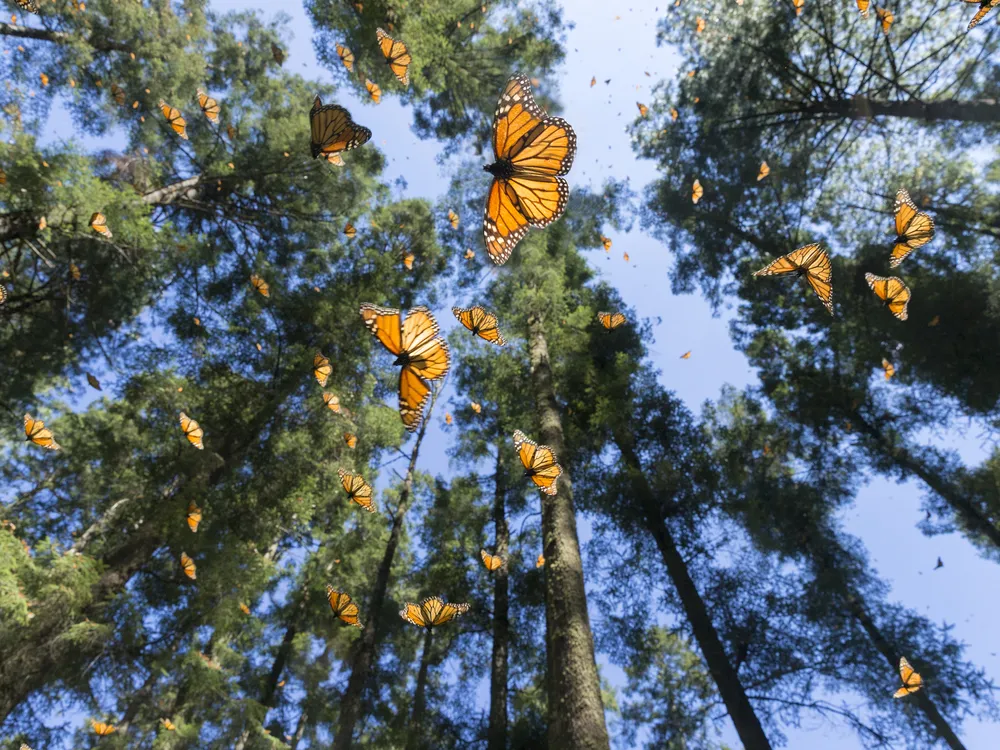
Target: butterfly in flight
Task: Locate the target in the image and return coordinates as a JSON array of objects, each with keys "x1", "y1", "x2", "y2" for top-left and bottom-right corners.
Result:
[
  {"x1": 338, "y1": 468, "x2": 377, "y2": 513},
  {"x1": 481, "y1": 549, "x2": 505, "y2": 571},
  {"x1": 323, "y1": 392, "x2": 341, "y2": 413},
  {"x1": 893, "y1": 656, "x2": 923, "y2": 698},
  {"x1": 597, "y1": 311, "x2": 626, "y2": 331},
  {"x1": 239, "y1": 602, "x2": 251, "y2": 615},
  {"x1": 179, "y1": 411, "x2": 205, "y2": 449},
  {"x1": 160, "y1": 719, "x2": 176, "y2": 731},
  {"x1": 86, "y1": 373, "x2": 101, "y2": 390},
  {"x1": 271, "y1": 42, "x2": 286, "y2": 65},
  {"x1": 448, "y1": 209, "x2": 460, "y2": 229},
  {"x1": 365, "y1": 79, "x2": 382, "y2": 103},
  {"x1": 158, "y1": 100, "x2": 188, "y2": 139},
  {"x1": 513, "y1": 429, "x2": 563, "y2": 496},
  {"x1": 15, "y1": 0, "x2": 39, "y2": 13},
  {"x1": 327, "y1": 586, "x2": 364, "y2": 628},
  {"x1": 536, "y1": 553, "x2": 545, "y2": 568},
  {"x1": 753, "y1": 243, "x2": 834, "y2": 315},
  {"x1": 882, "y1": 358, "x2": 895, "y2": 381},
  {"x1": 636, "y1": 102, "x2": 648, "y2": 117},
  {"x1": 691, "y1": 179, "x2": 703, "y2": 204},
  {"x1": 309, "y1": 97, "x2": 371, "y2": 159},
  {"x1": 314, "y1": 352, "x2": 333, "y2": 386},
  {"x1": 91, "y1": 720, "x2": 116, "y2": 736},
  {"x1": 856, "y1": 0, "x2": 870, "y2": 15},
  {"x1": 359, "y1": 304, "x2": 450, "y2": 431},
  {"x1": 180, "y1": 552, "x2": 197, "y2": 580},
  {"x1": 344, "y1": 222, "x2": 357, "y2": 238},
  {"x1": 90, "y1": 212, "x2": 113, "y2": 238},
  {"x1": 875, "y1": 6, "x2": 893, "y2": 33},
  {"x1": 757, "y1": 161, "x2": 770, "y2": 181},
  {"x1": 453, "y1": 305, "x2": 507, "y2": 346},
  {"x1": 399, "y1": 596, "x2": 470, "y2": 628},
  {"x1": 187, "y1": 501, "x2": 202, "y2": 532},
  {"x1": 337, "y1": 43, "x2": 355, "y2": 72},
  {"x1": 483, "y1": 74, "x2": 577, "y2": 265},
  {"x1": 601, "y1": 235, "x2": 612, "y2": 251},
  {"x1": 695, "y1": 16, "x2": 706, "y2": 31},
  {"x1": 249, "y1": 273, "x2": 270, "y2": 297},
  {"x1": 376, "y1": 28, "x2": 411, "y2": 85},
  {"x1": 196, "y1": 89, "x2": 220, "y2": 123},
  {"x1": 24, "y1": 413, "x2": 60, "y2": 450},
  {"x1": 343, "y1": 432, "x2": 357, "y2": 448},
  {"x1": 890, "y1": 188, "x2": 934, "y2": 267},
  {"x1": 865, "y1": 273, "x2": 910, "y2": 321},
  {"x1": 965, "y1": 0, "x2": 999, "y2": 28}
]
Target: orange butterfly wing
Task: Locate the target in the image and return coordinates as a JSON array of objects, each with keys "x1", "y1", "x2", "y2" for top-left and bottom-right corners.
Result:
[
  {"x1": 179, "y1": 411, "x2": 204, "y2": 449},
  {"x1": 158, "y1": 100, "x2": 188, "y2": 139},
  {"x1": 327, "y1": 586, "x2": 364, "y2": 628},
  {"x1": 376, "y1": 28, "x2": 411, "y2": 85},
  {"x1": 24, "y1": 413, "x2": 60, "y2": 450},
  {"x1": 180, "y1": 552, "x2": 197, "y2": 580}
]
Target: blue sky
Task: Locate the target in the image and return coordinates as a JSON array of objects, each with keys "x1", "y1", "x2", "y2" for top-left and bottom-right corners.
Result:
[{"x1": 27, "y1": 0, "x2": 1000, "y2": 746}]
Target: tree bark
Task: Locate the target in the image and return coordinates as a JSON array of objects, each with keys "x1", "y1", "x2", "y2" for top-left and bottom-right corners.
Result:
[
  {"x1": 487, "y1": 447, "x2": 510, "y2": 750},
  {"x1": 526, "y1": 314, "x2": 610, "y2": 750},
  {"x1": 406, "y1": 628, "x2": 435, "y2": 750},
  {"x1": 332, "y1": 394, "x2": 437, "y2": 750},
  {"x1": 613, "y1": 436, "x2": 773, "y2": 750},
  {"x1": 0, "y1": 21, "x2": 130, "y2": 52},
  {"x1": 813, "y1": 96, "x2": 1000, "y2": 124}
]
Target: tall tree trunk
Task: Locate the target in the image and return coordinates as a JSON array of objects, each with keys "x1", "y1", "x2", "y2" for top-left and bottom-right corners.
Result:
[
  {"x1": 614, "y1": 436, "x2": 773, "y2": 750},
  {"x1": 333, "y1": 394, "x2": 437, "y2": 750},
  {"x1": 526, "y1": 314, "x2": 610, "y2": 750},
  {"x1": 488, "y1": 447, "x2": 510, "y2": 750},
  {"x1": 406, "y1": 628, "x2": 435, "y2": 750},
  {"x1": 811, "y1": 96, "x2": 1000, "y2": 124}
]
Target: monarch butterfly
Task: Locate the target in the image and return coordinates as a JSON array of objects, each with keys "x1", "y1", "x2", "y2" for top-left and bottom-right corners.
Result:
[
  {"x1": 402, "y1": 251, "x2": 415, "y2": 270},
  {"x1": 875, "y1": 6, "x2": 893, "y2": 33},
  {"x1": 590, "y1": 76, "x2": 596, "y2": 87},
  {"x1": 359, "y1": 304, "x2": 450, "y2": 432},
  {"x1": 323, "y1": 392, "x2": 342, "y2": 413},
  {"x1": 327, "y1": 586, "x2": 364, "y2": 628},
  {"x1": 186, "y1": 501, "x2": 202, "y2": 532},
  {"x1": 336, "y1": 43, "x2": 355, "y2": 72},
  {"x1": 452, "y1": 305, "x2": 507, "y2": 346},
  {"x1": 893, "y1": 657, "x2": 923, "y2": 698},
  {"x1": 636, "y1": 102, "x2": 648, "y2": 117},
  {"x1": 314, "y1": 352, "x2": 332, "y2": 386},
  {"x1": 338, "y1": 468, "x2": 377, "y2": 513},
  {"x1": 89, "y1": 212, "x2": 112, "y2": 238},
  {"x1": 865, "y1": 273, "x2": 910, "y2": 321},
  {"x1": 271, "y1": 42, "x2": 285, "y2": 65},
  {"x1": 601, "y1": 235, "x2": 612, "y2": 251},
  {"x1": 695, "y1": 16, "x2": 706, "y2": 31},
  {"x1": 623, "y1": 251, "x2": 630, "y2": 262},
  {"x1": 928, "y1": 315, "x2": 940, "y2": 327},
  {"x1": 15, "y1": 0, "x2": 39, "y2": 12},
  {"x1": 198, "y1": 653, "x2": 221, "y2": 669},
  {"x1": 91, "y1": 720, "x2": 116, "y2": 736},
  {"x1": 38, "y1": 216, "x2": 47, "y2": 231},
  {"x1": 483, "y1": 74, "x2": 577, "y2": 265},
  {"x1": 444, "y1": 412, "x2": 453, "y2": 426},
  {"x1": 179, "y1": 411, "x2": 205, "y2": 449},
  {"x1": 536, "y1": 553, "x2": 545, "y2": 568},
  {"x1": 158, "y1": 100, "x2": 189, "y2": 139},
  {"x1": 793, "y1": 0, "x2": 804, "y2": 14},
  {"x1": 344, "y1": 222, "x2": 356, "y2": 238},
  {"x1": 670, "y1": 107, "x2": 679, "y2": 121},
  {"x1": 890, "y1": 188, "x2": 934, "y2": 268},
  {"x1": 399, "y1": 596, "x2": 470, "y2": 628},
  {"x1": 481, "y1": 549, "x2": 505, "y2": 571},
  {"x1": 470, "y1": 401, "x2": 482, "y2": 413},
  {"x1": 309, "y1": 97, "x2": 372, "y2": 159},
  {"x1": 757, "y1": 161, "x2": 770, "y2": 181},
  {"x1": 239, "y1": 602, "x2": 251, "y2": 615},
  {"x1": 464, "y1": 248, "x2": 475, "y2": 260},
  {"x1": 24, "y1": 413, "x2": 60, "y2": 450},
  {"x1": 110, "y1": 83, "x2": 126, "y2": 106},
  {"x1": 965, "y1": 0, "x2": 999, "y2": 28},
  {"x1": 160, "y1": 718, "x2": 176, "y2": 730},
  {"x1": 327, "y1": 152, "x2": 345, "y2": 166},
  {"x1": 597, "y1": 311, "x2": 627, "y2": 331},
  {"x1": 86, "y1": 373, "x2": 102, "y2": 391},
  {"x1": 180, "y1": 552, "x2": 197, "y2": 580},
  {"x1": 857, "y1": 0, "x2": 870, "y2": 16},
  {"x1": 513, "y1": 429, "x2": 563, "y2": 496},
  {"x1": 248, "y1": 273, "x2": 270, "y2": 298},
  {"x1": 448, "y1": 209, "x2": 460, "y2": 229},
  {"x1": 39, "y1": 73, "x2": 49, "y2": 87},
  {"x1": 344, "y1": 432, "x2": 357, "y2": 448},
  {"x1": 375, "y1": 28, "x2": 411, "y2": 85},
  {"x1": 196, "y1": 88, "x2": 220, "y2": 123},
  {"x1": 70, "y1": 263, "x2": 82, "y2": 280},
  {"x1": 365, "y1": 79, "x2": 382, "y2": 104},
  {"x1": 882, "y1": 358, "x2": 895, "y2": 381},
  {"x1": 691, "y1": 179, "x2": 703, "y2": 204},
  {"x1": 753, "y1": 243, "x2": 834, "y2": 315}
]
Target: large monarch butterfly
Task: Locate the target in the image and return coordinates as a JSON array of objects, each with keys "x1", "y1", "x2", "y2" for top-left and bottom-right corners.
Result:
[
  {"x1": 338, "y1": 468, "x2": 377, "y2": 513},
  {"x1": 158, "y1": 100, "x2": 189, "y2": 139},
  {"x1": 336, "y1": 43, "x2": 355, "y2": 72},
  {"x1": 882, "y1": 358, "x2": 895, "y2": 381},
  {"x1": 91, "y1": 720, "x2": 117, "y2": 736},
  {"x1": 249, "y1": 273, "x2": 270, "y2": 297},
  {"x1": 179, "y1": 411, "x2": 205, "y2": 449},
  {"x1": 309, "y1": 97, "x2": 372, "y2": 159},
  {"x1": 359, "y1": 304, "x2": 450, "y2": 431},
  {"x1": 327, "y1": 586, "x2": 364, "y2": 628},
  {"x1": 186, "y1": 501, "x2": 202, "y2": 532},
  {"x1": 752, "y1": 243, "x2": 834, "y2": 315},
  {"x1": 314, "y1": 352, "x2": 333, "y2": 386},
  {"x1": 865, "y1": 273, "x2": 910, "y2": 321},
  {"x1": 180, "y1": 552, "x2": 197, "y2": 580},
  {"x1": 893, "y1": 656, "x2": 923, "y2": 698},
  {"x1": 890, "y1": 188, "x2": 934, "y2": 268},
  {"x1": 160, "y1": 718, "x2": 177, "y2": 730},
  {"x1": 399, "y1": 596, "x2": 470, "y2": 628},
  {"x1": 24, "y1": 413, "x2": 60, "y2": 450},
  {"x1": 857, "y1": 0, "x2": 871, "y2": 15},
  {"x1": 15, "y1": 0, "x2": 39, "y2": 12},
  {"x1": 793, "y1": 0, "x2": 804, "y2": 15},
  {"x1": 365, "y1": 79, "x2": 382, "y2": 104},
  {"x1": 965, "y1": 0, "x2": 999, "y2": 28},
  {"x1": 452, "y1": 305, "x2": 507, "y2": 346},
  {"x1": 597, "y1": 311, "x2": 626, "y2": 331},
  {"x1": 691, "y1": 179, "x2": 703, "y2": 204},
  {"x1": 757, "y1": 161, "x2": 770, "y2": 181},
  {"x1": 89, "y1": 212, "x2": 113, "y2": 238},
  {"x1": 323, "y1": 392, "x2": 341, "y2": 413},
  {"x1": 483, "y1": 74, "x2": 577, "y2": 265},
  {"x1": 375, "y1": 28, "x2": 411, "y2": 85},
  {"x1": 875, "y1": 6, "x2": 893, "y2": 33},
  {"x1": 513, "y1": 429, "x2": 563, "y2": 496},
  {"x1": 196, "y1": 89, "x2": 220, "y2": 123},
  {"x1": 480, "y1": 549, "x2": 505, "y2": 571}
]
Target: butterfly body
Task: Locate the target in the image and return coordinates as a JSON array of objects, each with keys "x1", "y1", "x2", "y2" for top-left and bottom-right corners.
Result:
[
  {"x1": 893, "y1": 656, "x2": 923, "y2": 698},
  {"x1": 513, "y1": 429, "x2": 563, "y2": 495},
  {"x1": 309, "y1": 97, "x2": 371, "y2": 159},
  {"x1": 453, "y1": 305, "x2": 506, "y2": 345},
  {"x1": 865, "y1": 273, "x2": 910, "y2": 321},
  {"x1": 753, "y1": 243, "x2": 833, "y2": 314},
  {"x1": 890, "y1": 188, "x2": 934, "y2": 267},
  {"x1": 399, "y1": 596, "x2": 470, "y2": 628}
]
